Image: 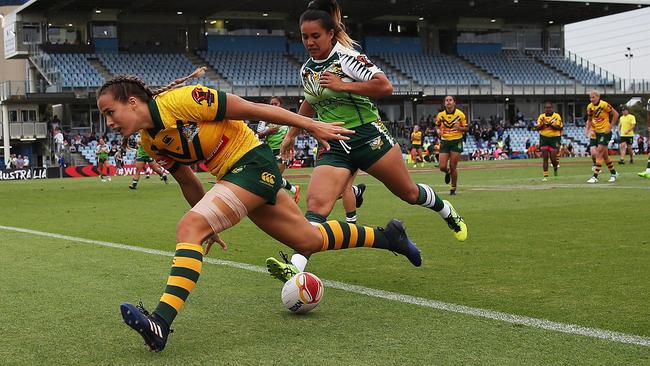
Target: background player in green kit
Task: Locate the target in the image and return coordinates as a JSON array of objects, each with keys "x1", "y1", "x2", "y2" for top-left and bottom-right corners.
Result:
[
  {"x1": 96, "y1": 137, "x2": 111, "y2": 182},
  {"x1": 129, "y1": 137, "x2": 169, "y2": 189},
  {"x1": 256, "y1": 96, "x2": 301, "y2": 203},
  {"x1": 268, "y1": 0, "x2": 467, "y2": 280}
]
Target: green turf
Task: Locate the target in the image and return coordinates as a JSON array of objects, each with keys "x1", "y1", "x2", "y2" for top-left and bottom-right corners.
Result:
[{"x1": 1, "y1": 157, "x2": 649, "y2": 364}]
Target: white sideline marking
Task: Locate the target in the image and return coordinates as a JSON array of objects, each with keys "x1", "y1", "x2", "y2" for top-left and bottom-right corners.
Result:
[{"x1": 1, "y1": 224, "x2": 649, "y2": 348}]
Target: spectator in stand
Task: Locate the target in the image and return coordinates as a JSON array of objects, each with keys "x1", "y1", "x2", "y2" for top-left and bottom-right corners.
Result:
[
  {"x1": 23, "y1": 155, "x2": 29, "y2": 167},
  {"x1": 58, "y1": 155, "x2": 66, "y2": 168},
  {"x1": 50, "y1": 115, "x2": 61, "y2": 132},
  {"x1": 637, "y1": 136, "x2": 645, "y2": 154},
  {"x1": 53, "y1": 128, "x2": 64, "y2": 157},
  {"x1": 525, "y1": 138, "x2": 531, "y2": 150},
  {"x1": 16, "y1": 155, "x2": 25, "y2": 169},
  {"x1": 567, "y1": 143, "x2": 575, "y2": 157}
]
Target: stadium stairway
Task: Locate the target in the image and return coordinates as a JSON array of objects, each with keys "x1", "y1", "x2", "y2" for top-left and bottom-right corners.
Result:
[
  {"x1": 188, "y1": 53, "x2": 232, "y2": 90},
  {"x1": 88, "y1": 57, "x2": 114, "y2": 82},
  {"x1": 450, "y1": 55, "x2": 501, "y2": 88},
  {"x1": 529, "y1": 54, "x2": 586, "y2": 89}
]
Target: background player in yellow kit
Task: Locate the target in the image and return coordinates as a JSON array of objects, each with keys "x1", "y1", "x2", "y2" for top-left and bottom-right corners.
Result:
[
  {"x1": 410, "y1": 125, "x2": 424, "y2": 167},
  {"x1": 586, "y1": 90, "x2": 619, "y2": 183},
  {"x1": 436, "y1": 95, "x2": 468, "y2": 195},
  {"x1": 617, "y1": 106, "x2": 636, "y2": 165},
  {"x1": 535, "y1": 102, "x2": 563, "y2": 181}
]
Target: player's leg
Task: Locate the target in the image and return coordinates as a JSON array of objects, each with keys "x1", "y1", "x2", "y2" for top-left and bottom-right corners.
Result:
[
  {"x1": 439, "y1": 152, "x2": 450, "y2": 185},
  {"x1": 305, "y1": 165, "x2": 352, "y2": 223},
  {"x1": 410, "y1": 147, "x2": 417, "y2": 167},
  {"x1": 542, "y1": 149, "x2": 550, "y2": 180},
  {"x1": 104, "y1": 160, "x2": 112, "y2": 181},
  {"x1": 341, "y1": 176, "x2": 358, "y2": 224},
  {"x1": 365, "y1": 145, "x2": 467, "y2": 241},
  {"x1": 602, "y1": 136, "x2": 618, "y2": 181},
  {"x1": 550, "y1": 149, "x2": 559, "y2": 176},
  {"x1": 449, "y1": 151, "x2": 460, "y2": 194},
  {"x1": 638, "y1": 153, "x2": 650, "y2": 178},
  {"x1": 619, "y1": 140, "x2": 626, "y2": 164},
  {"x1": 417, "y1": 147, "x2": 424, "y2": 166},
  {"x1": 254, "y1": 189, "x2": 422, "y2": 282},
  {"x1": 628, "y1": 141, "x2": 634, "y2": 163},
  {"x1": 129, "y1": 161, "x2": 145, "y2": 189}
]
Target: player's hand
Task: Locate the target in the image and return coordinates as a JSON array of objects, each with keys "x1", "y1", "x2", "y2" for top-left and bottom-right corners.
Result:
[
  {"x1": 319, "y1": 72, "x2": 346, "y2": 92},
  {"x1": 306, "y1": 121, "x2": 354, "y2": 151},
  {"x1": 280, "y1": 135, "x2": 295, "y2": 162},
  {"x1": 203, "y1": 233, "x2": 227, "y2": 255}
]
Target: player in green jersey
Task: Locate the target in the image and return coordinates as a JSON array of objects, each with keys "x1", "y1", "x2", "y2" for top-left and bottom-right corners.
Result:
[
  {"x1": 266, "y1": 0, "x2": 467, "y2": 281},
  {"x1": 128, "y1": 139, "x2": 169, "y2": 189}
]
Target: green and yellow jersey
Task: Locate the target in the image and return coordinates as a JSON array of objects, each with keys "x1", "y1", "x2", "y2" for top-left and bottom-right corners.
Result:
[
  {"x1": 587, "y1": 100, "x2": 614, "y2": 133},
  {"x1": 411, "y1": 130, "x2": 423, "y2": 146},
  {"x1": 536, "y1": 112, "x2": 563, "y2": 137},
  {"x1": 140, "y1": 85, "x2": 260, "y2": 180},
  {"x1": 619, "y1": 114, "x2": 636, "y2": 137},
  {"x1": 301, "y1": 42, "x2": 384, "y2": 129},
  {"x1": 435, "y1": 109, "x2": 467, "y2": 141}
]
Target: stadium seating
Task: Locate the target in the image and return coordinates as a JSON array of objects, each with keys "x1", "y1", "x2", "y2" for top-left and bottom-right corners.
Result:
[
  {"x1": 528, "y1": 50, "x2": 613, "y2": 86},
  {"x1": 376, "y1": 52, "x2": 488, "y2": 86},
  {"x1": 50, "y1": 53, "x2": 105, "y2": 88},
  {"x1": 460, "y1": 50, "x2": 572, "y2": 85},
  {"x1": 198, "y1": 51, "x2": 301, "y2": 86},
  {"x1": 97, "y1": 53, "x2": 213, "y2": 87}
]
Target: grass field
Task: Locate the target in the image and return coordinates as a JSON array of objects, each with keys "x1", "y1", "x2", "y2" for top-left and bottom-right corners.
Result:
[{"x1": 1, "y1": 157, "x2": 650, "y2": 365}]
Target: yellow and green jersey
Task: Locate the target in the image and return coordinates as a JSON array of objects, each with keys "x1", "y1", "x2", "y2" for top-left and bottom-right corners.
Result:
[
  {"x1": 301, "y1": 42, "x2": 384, "y2": 129},
  {"x1": 435, "y1": 109, "x2": 467, "y2": 141},
  {"x1": 619, "y1": 114, "x2": 636, "y2": 137},
  {"x1": 587, "y1": 100, "x2": 614, "y2": 133},
  {"x1": 140, "y1": 85, "x2": 260, "y2": 180},
  {"x1": 536, "y1": 112, "x2": 563, "y2": 137},
  {"x1": 411, "y1": 130, "x2": 423, "y2": 145}
]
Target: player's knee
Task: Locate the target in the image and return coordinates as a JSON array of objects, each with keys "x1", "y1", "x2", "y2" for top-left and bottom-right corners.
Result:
[
  {"x1": 306, "y1": 193, "x2": 333, "y2": 214},
  {"x1": 400, "y1": 184, "x2": 420, "y2": 204},
  {"x1": 176, "y1": 213, "x2": 209, "y2": 243},
  {"x1": 439, "y1": 165, "x2": 448, "y2": 173}
]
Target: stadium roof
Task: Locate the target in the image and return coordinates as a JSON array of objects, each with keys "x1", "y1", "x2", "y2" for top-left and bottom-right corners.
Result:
[{"x1": 11, "y1": 0, "x2": 650, "y2": 25}]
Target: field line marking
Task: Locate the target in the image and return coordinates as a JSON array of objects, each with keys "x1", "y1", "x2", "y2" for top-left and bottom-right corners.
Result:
[{"x1": 1, "y1": 224, "x2": 649, "y2": 348}]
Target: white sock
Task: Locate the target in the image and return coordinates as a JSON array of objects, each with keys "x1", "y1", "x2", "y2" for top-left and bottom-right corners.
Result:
[
  {"x1": 351, "y1": 185, "x2": 360, "y2": 196},
  {"x1": 290, "y1": 185, "x2": 297, "y2": 194},
  {"x1": 291, "y1": 253, "x2": 308, "y2": 272},
  {"x1": 439, "y1": 202, "x2": 451, "y2": 218},
  {"x1": 645, "y1": 168, "x2": 650, "y2": 174}
]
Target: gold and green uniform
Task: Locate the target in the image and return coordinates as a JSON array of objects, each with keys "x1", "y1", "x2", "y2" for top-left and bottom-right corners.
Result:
[
  {"x1": 436, "y1": 108, "x2": 467, "y2": 153},
  {"x1": 411, "y1": 130, "x2": 423, "y2": 149},
  {"x1": 141, "y1": 84, "x2": 281, "y2": 203},
  {"x1": 536, "y1": 112, "x2": 563, "y2": 150},
  {"x1": 587, "y1": 100, "x2": 614, "y2": 146},
  {"x1": 619, "y1": 114, "x2": 636, "y2": 144}
]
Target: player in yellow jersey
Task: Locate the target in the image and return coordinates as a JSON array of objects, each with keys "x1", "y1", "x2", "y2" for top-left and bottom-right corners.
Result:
[
  {"x1": 97, "y1": 69, "x2": 423, "y2": 352},
  {"x1": 618, "y1": 106, "x2": 636, "y2": 164},
  {"x1": 436, "y1": 96, "x2": 468, "y2": 195},
  {"x1": 535, "y1": 102, "x2": 563, "y2": 181},
  {"x1": 410, "y1": 125, "x2": 424, "y2": 167},
  {"x1": 586, "y1": 90, "x2": 619, "y2": 183}
]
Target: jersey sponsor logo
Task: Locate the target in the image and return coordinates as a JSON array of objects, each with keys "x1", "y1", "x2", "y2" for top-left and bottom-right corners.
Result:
[
  {"x1": 231, "y1": 165, "x2": 244, "y2": 174},
  {"x1": 356, "y1": 54, "x2": 374, "y2": 68},
  {"x1": 205, "y1": 136, "x2": 230, "y2": 164},
  {"x1": 191, "y1": 87, "x2": 215, "y2": 106},
  {"x1": 162, "y1": 135, "x2": 174, "y2": 145},
  {"x1": 261, "y1": 172, "x2": 276, "y2": 185},
  {"x1": 156, "y1": 159, "x2": 169, "y2": 166}
]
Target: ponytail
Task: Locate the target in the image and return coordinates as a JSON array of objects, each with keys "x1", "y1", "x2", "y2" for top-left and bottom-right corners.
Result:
[
  {"x1": 301, "y1": 0, "x2": 358, "y2": 49},
  {"x1": 97, "y1": 66, "x2": 207, "y2": 102}
]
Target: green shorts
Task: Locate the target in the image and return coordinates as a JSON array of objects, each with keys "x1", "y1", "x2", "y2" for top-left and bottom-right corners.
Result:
[
  {"x1": 221, "y1": 144, "x2": 282, "y2": 205},
  {"x1": 98, "y1": 156, "x2": 108, "y2": 163},
  {"x1": 440, "y1": 139, "x2": 464, "y2": 154},
  {"x1": 315, "y1": 121, "x2": 395, "y2": 172},
  {"x1": 539, "y1": 135, "x2": 561, "y2": 150},
  {"x1": 620, "y1": 136, "x2": 633, "y2": 144},
  {"x1": 596, "y1": 132, "x2": 612, "y2": 146},
  {"x1": 588, "y1": 138, "x2": 598, "y2": 148},
  {"x1": 271, "y1": 148, "x2": 289, "y2": 165},
  {"x1": 411, "y1": 144, "x2": 422, "y2": 150}
]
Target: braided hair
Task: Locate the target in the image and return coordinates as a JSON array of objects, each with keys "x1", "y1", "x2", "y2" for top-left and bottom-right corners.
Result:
[{"x1": 97, "y1": 67, "x2": 207, "y2": 102}]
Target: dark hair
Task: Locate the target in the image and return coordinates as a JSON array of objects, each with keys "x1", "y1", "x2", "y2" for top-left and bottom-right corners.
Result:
[
  {"x1": 544, "y1": 101, "x2": 553, "y2": 106},
  {"x1": 300, "y1": 0, "x2": 357, "y2": 49},
  {"x1": 97, "y1": 67, "x2": 206, "y2": 103},
  {"x1": 444, "y1": 95, "x2": 456, "y2": 102},
  {"x1": 270, "y1": 96, "x2": 284, "y2": 106}
]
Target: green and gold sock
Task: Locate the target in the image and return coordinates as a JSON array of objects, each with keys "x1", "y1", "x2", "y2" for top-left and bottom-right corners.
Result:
[
  {"x1": 153, "y1": 243, "x2": 203, "y2": 327},
  {"x1": 316, "y1": 220, "x2": 389, "y2": 251}
]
